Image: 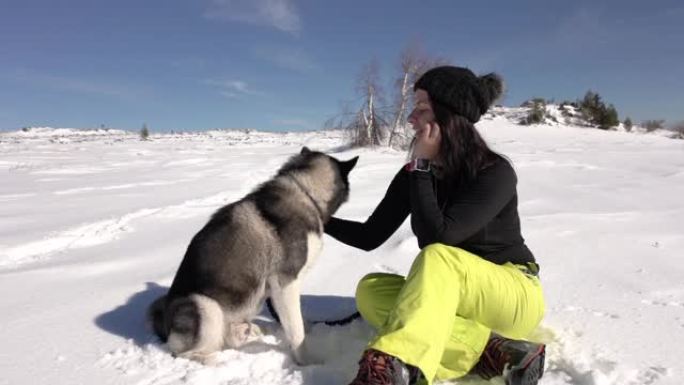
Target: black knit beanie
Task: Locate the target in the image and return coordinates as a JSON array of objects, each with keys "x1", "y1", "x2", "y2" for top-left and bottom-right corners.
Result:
[{"x1": 414, "y1": 66, "x2": 504, "y2": 123}]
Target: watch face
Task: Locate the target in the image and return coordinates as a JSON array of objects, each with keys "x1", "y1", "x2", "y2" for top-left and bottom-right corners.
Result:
[{"x1": 416, "y1": 158, "x2": 430, "y2": 171}]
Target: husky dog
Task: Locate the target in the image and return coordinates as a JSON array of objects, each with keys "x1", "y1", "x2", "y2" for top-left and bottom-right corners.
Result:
[{"x1": 148, "y1": 147, "x2": 358, "y2": 364}]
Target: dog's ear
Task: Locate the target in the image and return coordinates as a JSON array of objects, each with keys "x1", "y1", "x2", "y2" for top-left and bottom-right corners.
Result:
[
  {"x1": 339, "y1": 156, "x2": 358, "y2": 177},
  {"x1": 300, "y1": 146, "x2": 311, "y2": 155}
]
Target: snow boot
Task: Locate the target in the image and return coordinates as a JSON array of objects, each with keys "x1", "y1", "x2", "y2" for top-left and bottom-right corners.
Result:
[
  {"x1": 347, "y1": 349, "x2": 422, "y2": 385},
  {"x1": 473, "y1": 335, "x2": 545, "y2": 385}
]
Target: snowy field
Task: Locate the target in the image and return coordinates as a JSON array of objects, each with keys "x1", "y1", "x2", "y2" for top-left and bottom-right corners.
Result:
[{"x1": 1, "y1": 119, "x2": 683, "y2": 385}]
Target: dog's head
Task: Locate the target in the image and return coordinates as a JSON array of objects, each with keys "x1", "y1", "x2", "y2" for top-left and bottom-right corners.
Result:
[{"x1": 279, "y1": 147, "x2": 358, "y2": 220}]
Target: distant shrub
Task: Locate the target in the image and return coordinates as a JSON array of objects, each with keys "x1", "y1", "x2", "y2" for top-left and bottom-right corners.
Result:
[
  {"x1": 623, "y1": 117, "x2": 633, "y2": 132},
  {"x1": 603, "y1": 105, "x2": 620, "y2": 129},
  {"x1": 578, "y1": 91, "x2": 619, "y2": 130},
  {"x1": 558, "y1": 104, "x2": 573, "y2": 118},
  {"x1": 140, "y1": 123, "x2": 150, "y2": 140},
  {"x1": 561, "y1": 100, "x2": 578, "y2": 108},
  {"x1": 670, "y1": 121, "x2": 684, "y2": 139},
  {"x1": 520, "y1": 98, "x2": 546, "y2": 125},
  {"x1": 642, "y1": 119, "x2": 665, "y2": 132},
  {"x1": 520, "y1": 98, "x2": 545, "y2": 108}
]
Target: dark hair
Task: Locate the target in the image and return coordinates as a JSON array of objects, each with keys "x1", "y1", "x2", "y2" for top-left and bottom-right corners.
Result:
[{"x1": 429, "y1": 100, "x2": 504, "y2": 186}]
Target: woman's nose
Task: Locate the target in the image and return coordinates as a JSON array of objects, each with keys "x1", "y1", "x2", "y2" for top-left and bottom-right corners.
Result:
[{"x1": 407, "y1": 112, "x2": 416, "y2": 126}]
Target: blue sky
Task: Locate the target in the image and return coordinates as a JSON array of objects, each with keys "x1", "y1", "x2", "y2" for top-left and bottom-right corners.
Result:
[{"x1": 1, "y1": 0, "x2": 682, "y2": 131}]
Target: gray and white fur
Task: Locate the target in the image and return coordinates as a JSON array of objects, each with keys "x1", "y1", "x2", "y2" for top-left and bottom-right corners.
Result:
[{"x1": 148, "y1": 147, "x2": 358, "y2": 364}]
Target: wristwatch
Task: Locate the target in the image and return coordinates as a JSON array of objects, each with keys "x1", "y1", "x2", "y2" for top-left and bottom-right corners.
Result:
[{"x1": 406, "y1": 158, "x2": 431, "y2": 172}]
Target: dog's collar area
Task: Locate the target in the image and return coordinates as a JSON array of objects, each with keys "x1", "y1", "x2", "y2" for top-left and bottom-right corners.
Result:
[{"x1": 287, "y1": 175, "x2": 325, "y2": 220}]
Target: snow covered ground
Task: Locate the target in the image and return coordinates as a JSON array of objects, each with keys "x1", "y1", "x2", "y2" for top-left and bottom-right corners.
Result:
[{"x1": 1, "y1": 121, "x2": 683, "y2": 385}]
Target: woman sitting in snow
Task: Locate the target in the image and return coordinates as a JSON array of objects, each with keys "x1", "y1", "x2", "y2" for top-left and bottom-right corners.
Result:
[{"x1": 325, "y1": 66, "x2": 546, "y2": 385}]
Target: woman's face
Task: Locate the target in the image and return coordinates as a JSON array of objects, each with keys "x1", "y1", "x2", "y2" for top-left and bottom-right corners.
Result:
[{"x1": 408, "y1": 89, "x2": 436, "y2": 135}]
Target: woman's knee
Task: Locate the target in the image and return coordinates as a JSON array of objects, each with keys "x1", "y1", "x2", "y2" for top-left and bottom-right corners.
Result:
[
  {"x1": 355, "y1": 273, "x2": 377, "y2": 303},
  {"x1": 354, "y1": 273, "x2": 403, "y2": 326},
  {"x1": 355, "y1": 272, "x2": 400, "y2": 300}
]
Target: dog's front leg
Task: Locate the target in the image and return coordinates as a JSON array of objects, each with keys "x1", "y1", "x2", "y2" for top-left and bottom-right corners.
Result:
[{"x1": 269, "y1": 277, "x2": 309, "y2": 365}]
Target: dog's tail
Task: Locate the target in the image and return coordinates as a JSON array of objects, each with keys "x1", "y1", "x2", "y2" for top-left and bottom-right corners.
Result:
[
  {"x1": 147, "y1": 295, "x2": 169, "y2": 342},
  {"x1": 164, "y1": 294, "x2": 225, "y2": 361}
]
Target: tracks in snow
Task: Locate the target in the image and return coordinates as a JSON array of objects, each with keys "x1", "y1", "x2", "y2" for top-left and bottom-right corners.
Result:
[{"x1": 0, "y1": 160, "x2": 283, "y2": 270}]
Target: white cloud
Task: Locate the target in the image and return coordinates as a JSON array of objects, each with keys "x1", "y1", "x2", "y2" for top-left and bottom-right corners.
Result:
[
  {"x1": 204, "y1": 79, "x2": 263, "y2": 99},
  {"x1": 204, "y1": 0, "x2": 301, "y2": 34}
]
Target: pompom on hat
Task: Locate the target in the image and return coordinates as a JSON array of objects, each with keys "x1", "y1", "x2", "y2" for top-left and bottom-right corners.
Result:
[{"x1": 414, "y1": 66, "x2": 504, "y2": 123}]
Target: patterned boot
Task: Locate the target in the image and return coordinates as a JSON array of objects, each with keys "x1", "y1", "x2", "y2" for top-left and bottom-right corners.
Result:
[
  {"x1": 473, "y1": 335, "x2": 545, "y2": 385},
  {"x1": 347, "y1": 349, "x2": 422, "y2": 385}
]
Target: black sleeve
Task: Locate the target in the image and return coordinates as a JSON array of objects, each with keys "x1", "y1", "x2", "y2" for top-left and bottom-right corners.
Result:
[
  {"x1": 324, "y1": 167, "x2": 411, "y2": 251},
  {"x1": 410, "y1": 160, "x2": 517, "y2": 247}
]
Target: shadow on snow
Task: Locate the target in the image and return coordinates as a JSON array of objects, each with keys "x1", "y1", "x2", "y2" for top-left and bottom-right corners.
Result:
[{"x1": 95, "y1": 282, "x2": 359, "y2": 347}]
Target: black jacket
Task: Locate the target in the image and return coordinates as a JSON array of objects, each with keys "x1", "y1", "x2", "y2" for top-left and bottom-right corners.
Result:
[{"x1": 324, "y1": 159, "x2": 536, "y2": 266}]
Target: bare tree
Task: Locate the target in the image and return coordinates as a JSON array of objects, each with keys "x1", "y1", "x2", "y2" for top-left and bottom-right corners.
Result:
[
  {"x1": 388, "y1": 46, "x2": 419, "y2": 148},
  {"x1": 322, "y1": 100, "x2": 354, "y2": 131},
  {"x1": 388, "y1": 43, "x2": 450, "y2": 148},
  {"x1": 329, "y1": 46, "x2": 449, "y2": 148},
  {"x1": 346, "y1": 59, "x2": 388, "y2": 147}
]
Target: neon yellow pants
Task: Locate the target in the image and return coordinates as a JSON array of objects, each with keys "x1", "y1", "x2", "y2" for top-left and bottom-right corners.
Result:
[{"x1": 356, "y1": 244, "x2": 545, "y2": 384}]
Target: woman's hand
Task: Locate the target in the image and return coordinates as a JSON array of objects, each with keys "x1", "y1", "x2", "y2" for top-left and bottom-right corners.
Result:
[{"x1": 413, "y1": 121, "x2": 441, "y2": 160}]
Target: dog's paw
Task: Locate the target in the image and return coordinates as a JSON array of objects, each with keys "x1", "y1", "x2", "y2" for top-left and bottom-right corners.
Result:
[
  {"x1": 225, "y1": 322, "x2": 260, "y2": 347},
  {"x1": 178, "y1": 351, "x2": 221, "y2": 366},
  {"x1": 247, "y1": 322, "x2": 263, "y2": 338}
]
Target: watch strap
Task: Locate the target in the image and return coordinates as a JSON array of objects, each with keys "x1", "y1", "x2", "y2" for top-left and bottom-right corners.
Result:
[{"x1": 406, "y1": 158, "x2": 431, "y2": 172}]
